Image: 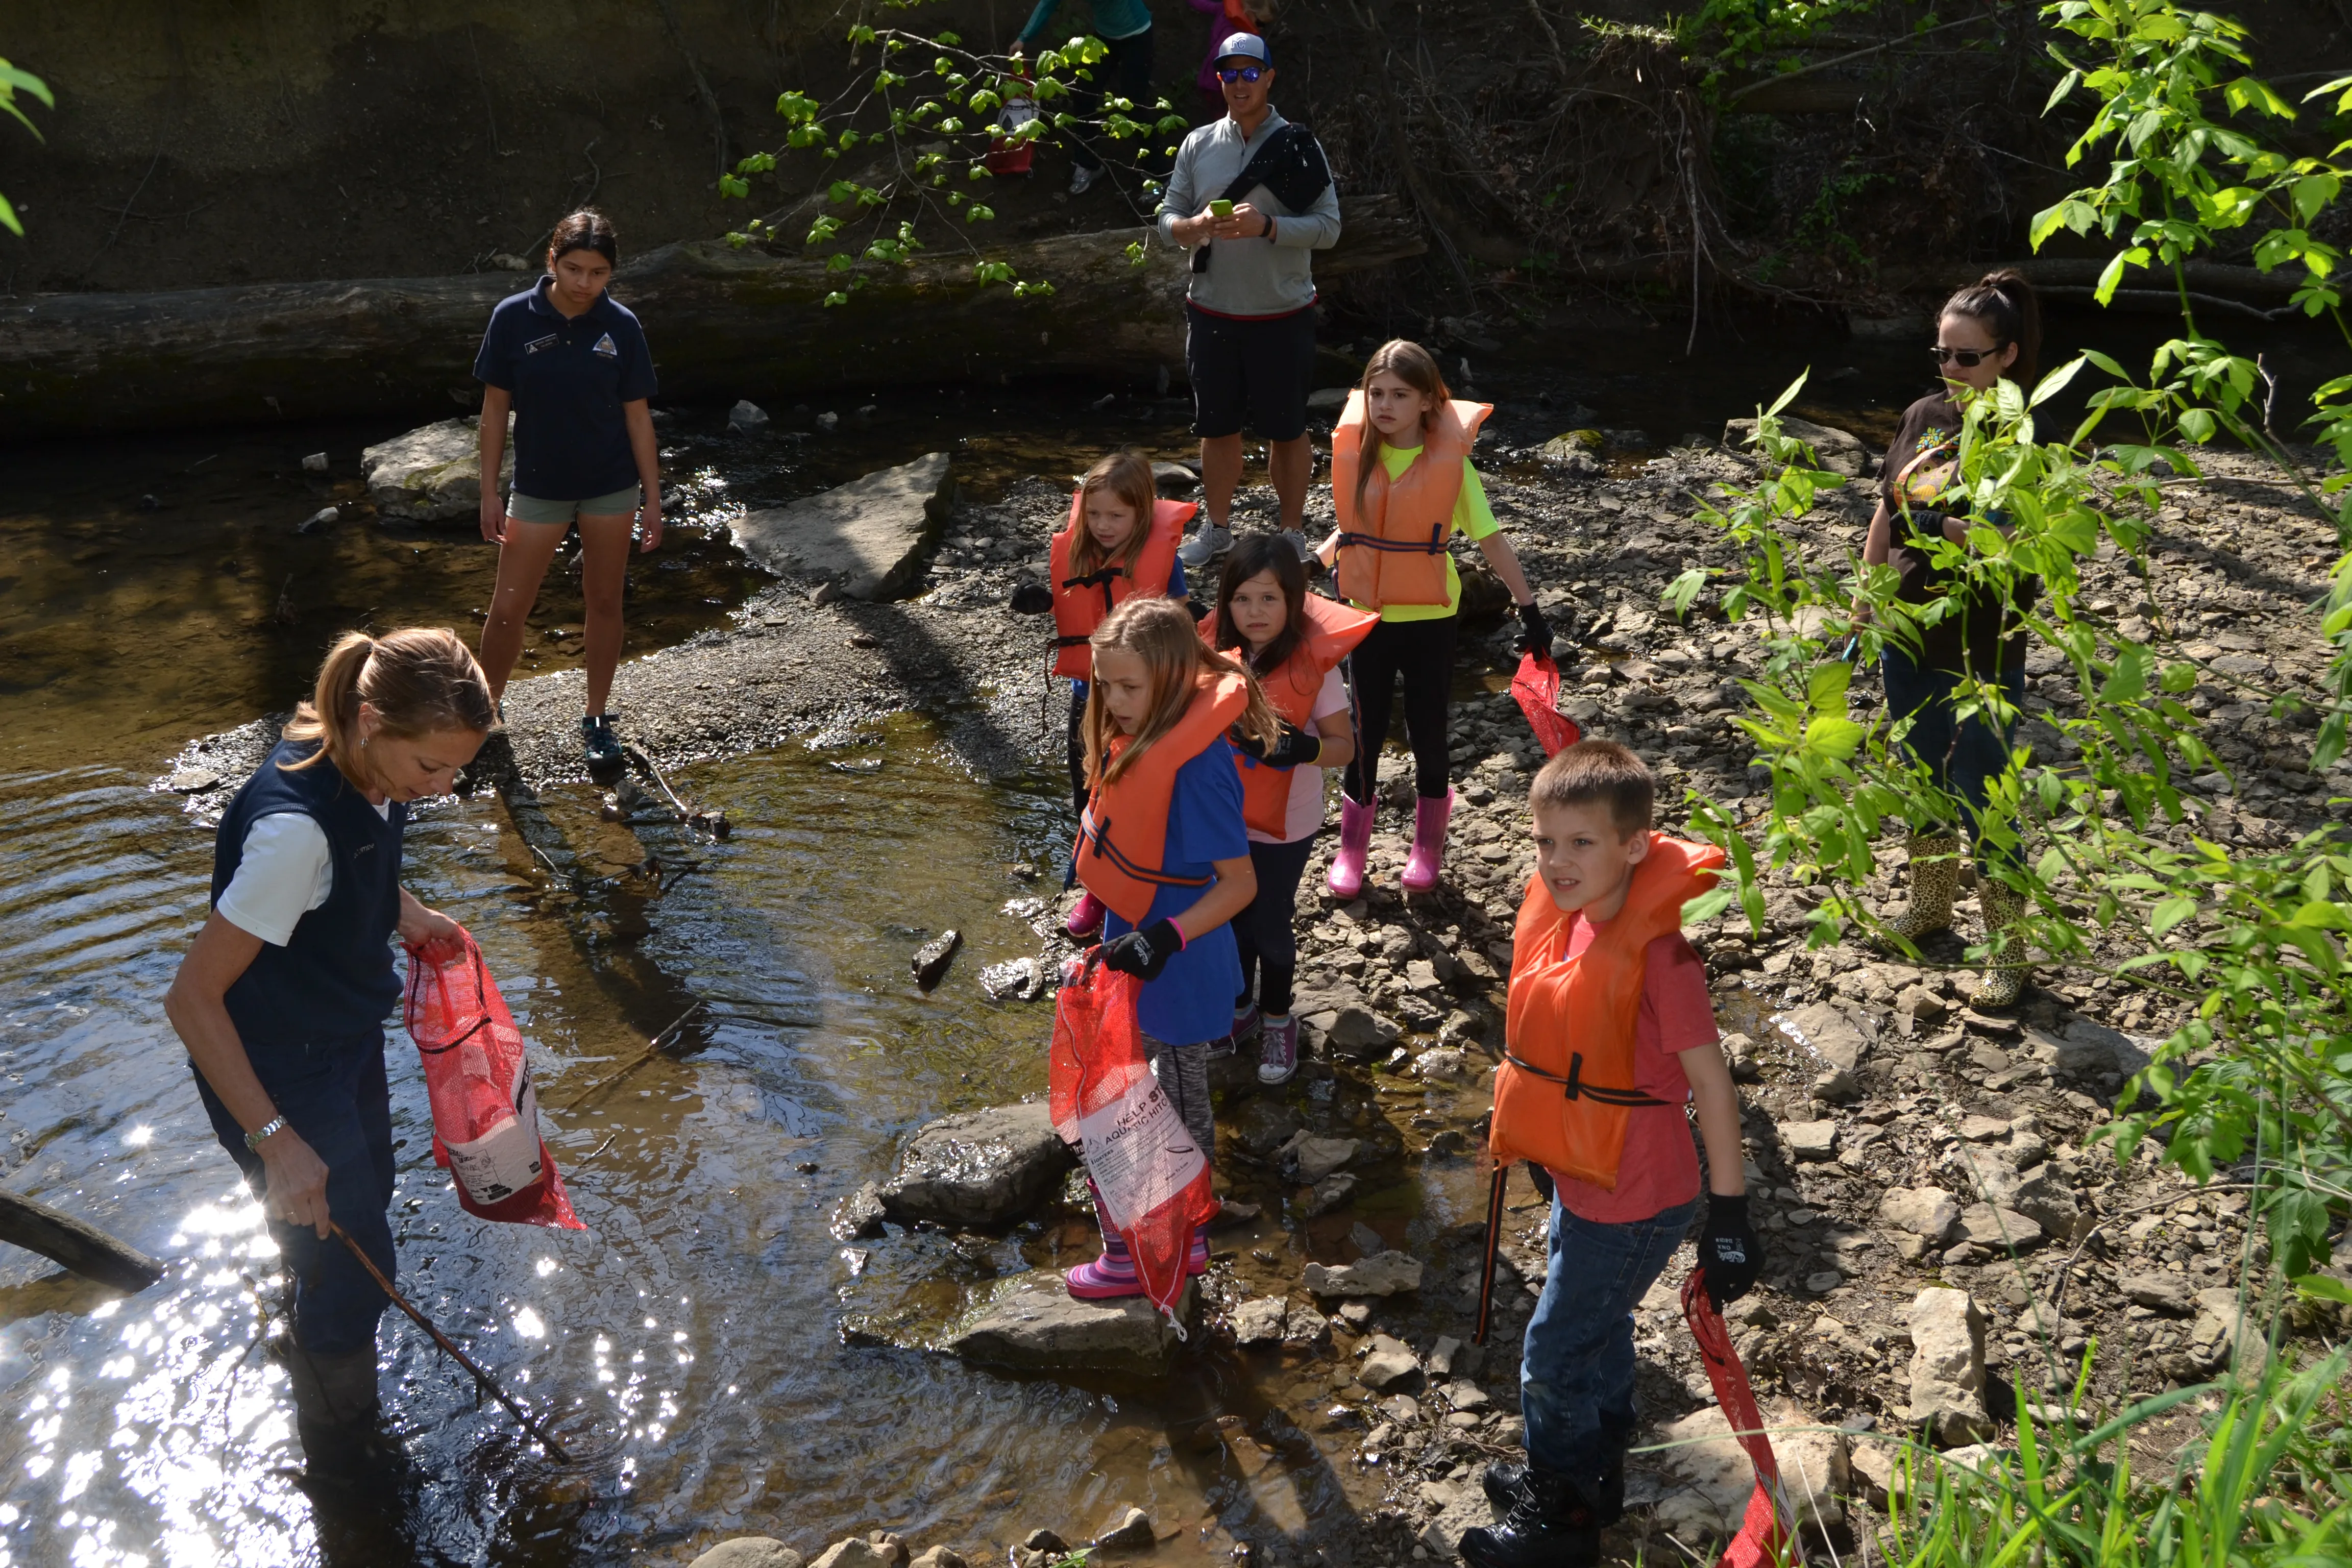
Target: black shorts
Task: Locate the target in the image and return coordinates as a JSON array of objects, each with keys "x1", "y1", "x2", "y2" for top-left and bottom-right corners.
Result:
[{"x1": 1185, "y1": 300, "x2": 1317, "y2": 442}]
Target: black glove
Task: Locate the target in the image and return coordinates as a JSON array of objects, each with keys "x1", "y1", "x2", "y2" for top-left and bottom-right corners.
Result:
[
  {"x1": 1514, "y1": 600, "x2": 1556, "y2": 659},
  {"x1": 1234, "y1": 722, "x2": 1323, "y2": 770},
  {"x1": 1095, "y1": 919, "x2": 1184, "y2": 981},
  {"x1": 1696, "y1": 1193, "x2": 1762, "y2": 1309},
  {"x1": 1009, "y1": 581, "x2": 1054, "y2": 616}
]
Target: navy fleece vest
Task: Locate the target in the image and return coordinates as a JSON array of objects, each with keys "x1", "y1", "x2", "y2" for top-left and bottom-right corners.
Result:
[{"x1": 210, "y1": 741, "x2": 407, "y2": 1049}]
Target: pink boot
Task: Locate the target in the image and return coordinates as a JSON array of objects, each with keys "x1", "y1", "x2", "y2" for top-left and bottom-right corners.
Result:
[
  {"x1": 1064, "y1": 890, "x2": 1106, "y2": 940},
  {"x1": 1327, "y1": 795, "x2": 1375, "y2": 899},
  {"x1": 1187, "y1": 1224, "x2": 1212, "y2": 1276},
  {"x1": 1067, "y1": 1227, "x2": 1144, "y2": 1298},
  {"x1": 1401, "y1": 790, "x2": 1456, "y2": 894}
]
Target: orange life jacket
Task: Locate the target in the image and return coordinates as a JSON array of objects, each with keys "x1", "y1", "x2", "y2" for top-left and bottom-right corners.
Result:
[
  {"x1": 1330, "y1": 393, "x2": 1492, "y2": 610},
  {"x1": 1490, "y1": 834, "x2": 1726, "y2": 1188},
  {"x1": 1048, "y1": 495, "x2": 1193, "y2": 679},
  {"x1": 1074, "y1": 672, "x2": 1249, "y2": 925},
  {"x1": 1197, "y1": 596, "x2": 1376, "y2": 838}
]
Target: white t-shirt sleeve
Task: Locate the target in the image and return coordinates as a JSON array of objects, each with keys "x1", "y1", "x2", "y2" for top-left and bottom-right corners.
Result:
[{"x1": 216, "y1": 812, "x2": 334, "y2": 947}]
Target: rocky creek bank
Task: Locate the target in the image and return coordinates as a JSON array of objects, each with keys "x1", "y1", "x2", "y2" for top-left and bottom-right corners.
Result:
[{"x1": 162, "y1": 416, "x2": 2352, "y2": 1567}]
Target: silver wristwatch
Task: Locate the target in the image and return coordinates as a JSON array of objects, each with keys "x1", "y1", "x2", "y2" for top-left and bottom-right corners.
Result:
[{"x1": 244, "y1": 1115, "x2": 288, "y2": 1151}]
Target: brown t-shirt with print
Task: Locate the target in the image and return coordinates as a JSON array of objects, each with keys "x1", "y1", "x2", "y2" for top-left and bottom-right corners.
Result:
[{"x1": 1879, "y1": 392, "x2": 2033, "y2": 677}]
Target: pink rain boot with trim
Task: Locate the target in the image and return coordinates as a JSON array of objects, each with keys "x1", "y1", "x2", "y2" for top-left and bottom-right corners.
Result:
[
  {"x1": 1327, "y1": 795, "x2": 1375, "y2": 900},
  {"x1": 1066, "y1": 1227, "x2": 1144, "y2": 1299},
  {"x1": 1064, "y1": 890, "x2": 1107, "y2": 941},
  {"x1": 1401, "y1": 790, "x2": 1456, "y2": 894}
]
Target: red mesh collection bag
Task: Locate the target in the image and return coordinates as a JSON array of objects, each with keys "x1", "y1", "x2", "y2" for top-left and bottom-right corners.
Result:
[
  {"x1": 1683, "y1": 1271, "x2": 1801, "y2": 1567},
  {"x1": 1048, "y1": 958, "x2": 1217, "y2": 1329},
  {"x1": 403, "y1": 931, "x2": 583, "y2": 1231},
  {"x1": 1511, "y1": 651, "x2": 1583, "y2": 758}
]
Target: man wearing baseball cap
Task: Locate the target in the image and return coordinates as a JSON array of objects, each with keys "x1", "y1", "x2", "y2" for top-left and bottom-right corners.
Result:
[{"x1": 1158, "y1": 32, "x2": 1340, "y2": 569}]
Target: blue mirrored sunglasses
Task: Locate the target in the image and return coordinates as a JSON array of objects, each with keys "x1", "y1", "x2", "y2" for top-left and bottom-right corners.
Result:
[{"x1": 1217, "y1": 64, "x2": 1267, "y2": 82}]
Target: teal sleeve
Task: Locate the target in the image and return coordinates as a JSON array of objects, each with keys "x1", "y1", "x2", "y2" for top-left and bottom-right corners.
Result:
[
  {"x1": 1017, "y1": 0, "x2": 1062, "y2": 45},
  {"x1": 1454, "y1": 459, "x2": 1501, "y2": 541}
]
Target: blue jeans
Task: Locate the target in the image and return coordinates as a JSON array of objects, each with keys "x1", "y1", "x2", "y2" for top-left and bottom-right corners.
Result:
[
  {"x1": 193, "y1": 1032, "x2": 398, "y2": 1356},
  {"x1": 1521, "y1": 1194, "x2": 1699, "y2": 1485},
  {"x1": 1880, "y1": 644, "x2": 2024, "y2": 875}
]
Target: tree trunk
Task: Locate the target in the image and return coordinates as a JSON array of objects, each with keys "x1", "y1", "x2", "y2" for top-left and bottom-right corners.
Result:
[
  {"x1": 0, "y1": 195, "x2": 1424, "y2": 443},
  {"x1": 0, "y1": 1188, "x2": 166, "y2": 1293}
]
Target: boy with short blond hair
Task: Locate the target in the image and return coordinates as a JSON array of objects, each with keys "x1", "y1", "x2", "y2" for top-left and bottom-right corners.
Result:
[{"x1": 1462, "y1": 740, "x2": 1761, "y2": 1568}]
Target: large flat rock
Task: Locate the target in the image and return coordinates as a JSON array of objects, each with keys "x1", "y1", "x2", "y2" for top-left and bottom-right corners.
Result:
[
  {"x1": 1652, "y1": 1396, "x2": 1849, "y2": 1537},
  {"x1": 1723, "y1": 414, "x2": 1870, "y2": 477},
  {"x1": 362, "y1": 415, "x2": 513, "y2": 523},
  {"x1": 732, "y1": 452, "x2": 953, "y2": 600},
  {"x1": 941, "y1": 1270, "x2": 1192, "y2": 1374},
  {"x1": 876, "y1": 1102, "x2": 1073, "y2": 1228}
]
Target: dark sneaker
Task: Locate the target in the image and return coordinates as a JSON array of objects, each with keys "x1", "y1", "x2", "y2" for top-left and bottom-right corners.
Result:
[{"x1": 582, "y1": 715, "x2": 624, "y2": 772}]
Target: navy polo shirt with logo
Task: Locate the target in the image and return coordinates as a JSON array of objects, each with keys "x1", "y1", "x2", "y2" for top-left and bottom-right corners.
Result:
[{"x1": 473, "y1": 277, "x2": 658, "y2": 501}]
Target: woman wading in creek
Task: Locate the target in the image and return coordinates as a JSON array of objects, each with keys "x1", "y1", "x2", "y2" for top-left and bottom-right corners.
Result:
[
  {"x1": 165, "y1": 630, "x2": 493, "y2": 1481},
  {"x1": 473, "y1": 209, "x2": 663, "y2": 771}
]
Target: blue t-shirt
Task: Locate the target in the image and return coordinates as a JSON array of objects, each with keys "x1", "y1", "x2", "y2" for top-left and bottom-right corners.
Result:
[
  {"x1": 473, "y1": 277, "x2": 657, "y2": 501},
  {"x1": 1069, "y1": 558, "x2": 1189, "y2": 702},
  {"x1": 1102, "y1": 740, "x2": 1249, "y2": 1046}
]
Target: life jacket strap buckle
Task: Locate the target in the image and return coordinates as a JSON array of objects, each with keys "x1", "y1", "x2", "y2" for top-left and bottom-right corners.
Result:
[{"x1": 1501, "y1": 1049, "x2": 1669, "y2": 1109}]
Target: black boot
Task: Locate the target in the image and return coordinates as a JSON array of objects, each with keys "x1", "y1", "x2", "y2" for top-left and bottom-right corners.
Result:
[
  {"x1": 287, "y1": 1345, "x2": 406, "y2": 1490},
  {"x1": 1460, "y1": 1464, "x2": 1602, "y2": 1568},
  {"x1": 1482, "y1": 1451, "x2": 1625, "y2": 1525}
]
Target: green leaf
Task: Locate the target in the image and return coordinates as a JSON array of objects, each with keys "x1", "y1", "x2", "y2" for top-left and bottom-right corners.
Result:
[
  {"x1": 2150, "y1": 896, "x2": 2197, "y2": 936},
  {"x1": 1801, "y1": 715, "x2": 1863, "y2": 761},
  {"x1": 1765, "y1": 371, "x2": 1809, "y2": 420},
  {"x1": 1682, "y1": 886, "x2": 1735, "y2": 925}
]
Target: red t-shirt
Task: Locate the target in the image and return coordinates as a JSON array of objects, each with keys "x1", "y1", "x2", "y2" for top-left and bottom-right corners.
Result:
[{"x1": 1533, "y1": 916, "x2": 1718, "y2": 1223}]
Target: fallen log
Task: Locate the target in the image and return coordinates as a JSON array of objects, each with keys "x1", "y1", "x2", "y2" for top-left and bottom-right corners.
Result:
[
  {"x1": 0, "y1": 194, "x2": 1424, "y2": 443},
  {"x1": 0, "y1": 1187, "x2": 166, "y2": 1293}
]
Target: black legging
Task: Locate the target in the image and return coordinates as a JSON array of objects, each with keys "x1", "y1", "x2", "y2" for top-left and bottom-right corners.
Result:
[
  {"x1": 1234, "y1": 833, "x2": 1319, "y2": 1016},
  {"x1": 1342, "y1": 613, "x2": 1457, "y2": 804},
  {"x1": 1067, "y1": 28, "x2": 1161, "y2": 175}
]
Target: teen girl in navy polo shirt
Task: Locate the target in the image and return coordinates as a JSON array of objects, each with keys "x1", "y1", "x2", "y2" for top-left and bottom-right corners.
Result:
[{"x1": 473, "y1": 210, "x2": 661, "y2": 769}]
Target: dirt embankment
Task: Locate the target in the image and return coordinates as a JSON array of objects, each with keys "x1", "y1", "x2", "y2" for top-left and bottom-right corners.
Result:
[{"x1": 169, "y1": 418, "x2": 2352, "y2": 1560}]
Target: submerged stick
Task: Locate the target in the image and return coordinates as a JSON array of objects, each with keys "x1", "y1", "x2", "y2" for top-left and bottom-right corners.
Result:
[
  {"x1": 551, "y1": 1002, "x2": 705, "y2": 1113},
  {"x1": 331, "y1": 1222, "x2": 571, "y2": 1461},
  {"x1": 0, "y1": 1188, "x2": 166, "y2": 1293}
]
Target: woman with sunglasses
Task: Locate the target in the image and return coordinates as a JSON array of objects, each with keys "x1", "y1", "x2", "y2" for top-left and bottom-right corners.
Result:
[{"x1": 1860, "y1": 267, "x2": 2043, "y2": 1008}]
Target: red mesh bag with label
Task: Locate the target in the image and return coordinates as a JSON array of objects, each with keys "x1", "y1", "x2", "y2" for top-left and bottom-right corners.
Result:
[
  {"x1": 1048, "y1": 958, "x2": 1216, "y2": 1328},
  {"x1": 404, "y1": 930, "x2": 583, "y2": 1230},
  {"x1": 1511, "y1": 651, "x2": 1584, "y2": 758}
]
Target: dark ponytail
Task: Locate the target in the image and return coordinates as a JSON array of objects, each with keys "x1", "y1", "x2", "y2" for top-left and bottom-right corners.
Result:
[
  {"x1": 549, "y1": 209, "x2": 619, "y2": 267},
  {"x1": 1943, "y1": 268, "x2": 2041, "y2": 391}
]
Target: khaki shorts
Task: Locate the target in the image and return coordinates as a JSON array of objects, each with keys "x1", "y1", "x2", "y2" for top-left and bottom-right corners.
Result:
[{"x1": 507, "y1": 486, "x2": 641, "y2": 525}]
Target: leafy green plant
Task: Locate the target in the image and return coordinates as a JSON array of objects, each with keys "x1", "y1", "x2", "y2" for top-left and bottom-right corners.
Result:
[
  {"x1": 717, "y1": 1, "x2": 1187, "y2": 302},
  {"x1": 0, "y1": 55, "x2": 53, "y2": 236},
  {"x1": 1674, "y1": 0, "x2": 2352, "y2": 1317},
  {"x1": 1868, "y1": 1350, "x2": 2352, "y2": 1565},
  {"x1": 1677, "y1": 0, "x2": 1885, "y2": 70}
]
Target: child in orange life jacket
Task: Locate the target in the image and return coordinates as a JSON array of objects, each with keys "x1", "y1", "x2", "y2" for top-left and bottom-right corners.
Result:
[
  {"x1": 1010, "y1": 451, "x2": 1194, "y2": 940},
  {"x1": 1313, "y1": 340, "x2": 1557, "y2": 899},
  {"x1": 1065, "y1": 596, "x2": 1281, "y2": 1298},
  {"x1": 1204, "y1": 533, "x2": 1371, "y2": 1084},
  {"x1": 1460, "y1": 741, "x2": 1761, "y2": 1568}
]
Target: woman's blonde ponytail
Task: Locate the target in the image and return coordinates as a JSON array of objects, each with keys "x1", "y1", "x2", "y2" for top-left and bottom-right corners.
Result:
[{"x1": 282, "y1": 627, "x2": 495, "y2": 781}]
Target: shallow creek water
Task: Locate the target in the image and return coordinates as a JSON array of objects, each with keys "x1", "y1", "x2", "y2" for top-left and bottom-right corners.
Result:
[{"x1": 2, "y1": 308, "x2": 2336, "y2": 1567}]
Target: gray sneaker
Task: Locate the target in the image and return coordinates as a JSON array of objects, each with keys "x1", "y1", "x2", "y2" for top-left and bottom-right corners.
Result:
[
  {"x1": 1178, "y1": 523, "x2": 1234, "y2": 569},
  {"x1": 1069, "y1": 164, "x2": 1103, "y2": 196},
  {"x1": 1278, "y1": 528, "x2": 1310, "y2": 562}
]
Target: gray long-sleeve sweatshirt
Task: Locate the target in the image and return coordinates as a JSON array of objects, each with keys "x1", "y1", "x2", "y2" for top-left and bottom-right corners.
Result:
[{"x1": 1154, "y1": 108, "x2": 1341, "y2": 318}]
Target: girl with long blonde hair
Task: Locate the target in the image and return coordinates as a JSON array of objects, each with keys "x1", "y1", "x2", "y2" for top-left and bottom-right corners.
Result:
[{"x1": 1064, "y1": 596, "x2": 1276, "y2": 1297}]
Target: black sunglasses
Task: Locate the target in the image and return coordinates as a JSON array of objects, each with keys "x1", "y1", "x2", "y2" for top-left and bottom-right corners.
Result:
[
  {"x1": 1930, "y1": 345, "x2": 2002, "y2": 368},
  {"x1": 1217, "y1": 64, "x2": 1267, "y2": 82}
]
